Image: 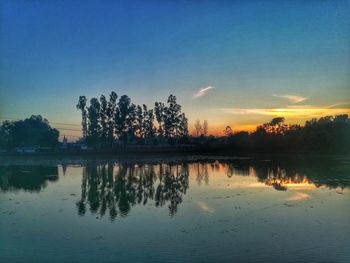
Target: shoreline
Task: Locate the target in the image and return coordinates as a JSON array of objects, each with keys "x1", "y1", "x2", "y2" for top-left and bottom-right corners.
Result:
[{"x1": 0, "y1": 152, "x2": 348, "y2": 166}]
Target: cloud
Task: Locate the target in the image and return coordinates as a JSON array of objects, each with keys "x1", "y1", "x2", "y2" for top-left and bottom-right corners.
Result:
[
  {"x1": 218, "y1": 104, "x2": 350, "y2": 118},
  {"x1": 287, "y1": 192, "x2": 310, "y2": 201},
  {"x1": 273, "y1": 94, "x2": 307, "y2": 104},
  {"x1": 193, "y1": 86, "x2": 215, "y2": 99},
  {"x1": 196, "y1": 201, "x2": 214, "y2": 213}
]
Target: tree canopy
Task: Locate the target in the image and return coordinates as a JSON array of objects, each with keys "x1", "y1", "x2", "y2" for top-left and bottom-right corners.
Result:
[
  {"x1": 218, "y1": 114, "x2": 350, "y2": 153},
  {"x1": 0, "y1": 115, "x2": 59, "y2": 148},
  {"x1": 76, "y1": 93, "x2": 189, "y2": 147}
]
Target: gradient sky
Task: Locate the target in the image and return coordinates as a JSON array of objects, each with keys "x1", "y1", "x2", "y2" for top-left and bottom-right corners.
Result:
[{"x1": 1, "y1": 0, "x2": 349, "y2": 140}]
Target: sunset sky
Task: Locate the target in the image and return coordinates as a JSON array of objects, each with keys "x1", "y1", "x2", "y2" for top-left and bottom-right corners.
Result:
[{"x1": 1, "y1": 0, "x2": 349, "y2": 140}]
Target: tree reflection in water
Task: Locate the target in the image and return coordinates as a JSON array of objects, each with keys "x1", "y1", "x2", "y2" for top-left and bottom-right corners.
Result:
[
  {"x1": 0, "y1": 158, "x2": 349, "y2": 218},
  {"x1": 194, "y1": 162, "x2": 209, "y2": 185},
  {"x1": 0, "y1": 165, "x2": 58, "y2": 192},
  {"x1": 76, "y1": 163, "x2": 189, "y2": 220}
]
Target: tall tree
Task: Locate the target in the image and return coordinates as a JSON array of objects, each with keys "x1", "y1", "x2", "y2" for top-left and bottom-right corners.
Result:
[
  {"x1": 164, "y1": 94, "x2": 181, "y2": 137},
  {"x1": 203, "y1": 120, "x2": 208, "y2": 136},
  {"x1": 115, "y1": 95, "x2": 136, "y2": 144},
  {"x1": 178, "y1": 113, "x2": 189, "y2": 137},
  {"x1": 87, "y1": 98, "x2": 101, "y2": 146},
  {"x1": 135, "y1": 105, "x2": 144, "y2": 138},
  {"x1": 143, "y1": 105, "x2": 156, "y2": 140},
  {"x1": 107, "y1": 92, "x2": 118, "y2": 147},
  {"x1": 194, "y1": 120, "x2": 202, "y2": 137},
  {"x1": 76, "y1": 96, "x2": 88, "y2": 139},
  {"x1": 99, "y1": 95, "x2": 108, "y2": 146},
  {"x1": 154, "y1": 102, "x2": 165, "y2": 138}
]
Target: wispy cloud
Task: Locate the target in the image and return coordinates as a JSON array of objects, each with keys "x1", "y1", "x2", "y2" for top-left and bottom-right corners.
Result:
[
  {"x1": 287, "y1": 192, "x2": 310, "y2": 201},
  {"x1": 218, "y1": 104, "x2": 350, "y2": 118},
  {"x1": 196, "y1": 201, "x2": 214, "y2": 213},
  {"x1": 273, "y1": 94, "x2": 307, "y2": 104},
  {"x1": 193, "y1": 86, "x2": 215, "y2": 99}
]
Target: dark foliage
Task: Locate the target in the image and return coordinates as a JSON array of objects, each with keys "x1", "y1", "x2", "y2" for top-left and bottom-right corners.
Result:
[
  {"x1": 76, "y1": 163, "x2": 189, "y2": 219},
  {"x1": 207, "y1": 114, "x2": 350, "y2": 153},
  {"x1": 77, "y1": 92, "x2": 189, "y2": 147},
  {"x1": 0, "y1": 115, "x2": 59, "y2": 148},
  {"x1": 0, "y1": 166, "x2": 58, "y2": 192}
]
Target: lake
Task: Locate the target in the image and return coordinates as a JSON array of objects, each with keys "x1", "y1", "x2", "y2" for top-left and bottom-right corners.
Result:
[{"x1": 1, "y1": 155, "x2": 349, "y2": 262}]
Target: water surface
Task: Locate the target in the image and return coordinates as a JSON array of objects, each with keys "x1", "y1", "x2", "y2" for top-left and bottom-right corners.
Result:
[{"x1": 1, "y1": 156, "x2": 349, "y2": 262}]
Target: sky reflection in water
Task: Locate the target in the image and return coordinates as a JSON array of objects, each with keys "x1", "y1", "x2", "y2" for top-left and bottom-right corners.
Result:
[{"x1": 1, "y1": 158, "x2": 349, "y2": 262}]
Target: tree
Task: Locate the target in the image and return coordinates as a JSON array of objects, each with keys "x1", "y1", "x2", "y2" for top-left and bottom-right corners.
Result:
[
  {"x1": 262, "y1": 117, "x2": 286, "y2": 134},
  {"x1": 165, "y1": 94, "x2": 182, "y2": 137},
  {"x1": 203, "y1": 120, "x2": 208, "y2": 136},
  {"x1": 115, "y1": 95, "x2": 136, "y2": 144},
  {"x1": 194, "y1": 120, "x2": 203, "y2": 137},
  {"x1": 107, "y1": 92, "x2": 118, "y2": 147},
  {"x1": 178, "y1": 113, "x2": 189, "y2": 138},
  {"x1": 154, "y1": 102, "x2": 165, "y2": 138},
  {"x1": 76, "y1": 96, "x2": 88, "y2": 139},
  {"x1": 142, "y1": 105, "x2": 156, "y2": 140},
  {"x1": 0, "y1": 121, "x2": 14, "y2": 148},
  {"x1": 0, "y1": 115, "x2": 59, "y2": 148},
  {"x1": 224, "y1": 126, "x2": 233, "y2": 136},
  {"x1": 78, "y1": 93, "x2": 188, "y2": 147},
  {"x1": 87, "y1": 98, "x2": 101, "y2": 146},
  {"x1": 135, "y1": 105, "x2": 144, "y2": 138},
  {"x1": 99, "y1": 95, "x2": 108, "y2": 146}
]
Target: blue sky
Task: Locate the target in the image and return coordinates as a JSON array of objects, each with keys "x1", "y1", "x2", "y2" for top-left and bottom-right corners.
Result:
[{"x1": 1, "y1": 0, "x2": 349, "y2": 137}]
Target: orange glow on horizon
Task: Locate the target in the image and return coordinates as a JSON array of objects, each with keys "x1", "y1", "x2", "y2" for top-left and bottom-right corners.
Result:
[
  {"x1": 58, "y1": 106, "x2": 350, "y2": 140},
  {"x1": 190, "y1": 106, "x2": 350, "y2": 136}
]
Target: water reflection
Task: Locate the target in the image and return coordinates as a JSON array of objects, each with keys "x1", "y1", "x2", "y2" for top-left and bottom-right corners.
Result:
[
  {"x1": 251, "y1": 159, "x2": 350, "y2": 190},
  {"x1": 76, "y1": 163, "x2": 189, "y2": 219},
  {"x1": 75, "y1": 159, "x2": 350, "y2": 219},
  {"x1": 1, "y1": 158, "x2": 349, "y2": 218},
  {"x1": 0, "y1": 165, "x2": 58, "y2": 192}
]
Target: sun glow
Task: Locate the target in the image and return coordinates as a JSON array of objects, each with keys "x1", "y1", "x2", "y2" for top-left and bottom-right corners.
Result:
[{"x1": 219, "y1": 106, "x2": 350, "y2": 118}]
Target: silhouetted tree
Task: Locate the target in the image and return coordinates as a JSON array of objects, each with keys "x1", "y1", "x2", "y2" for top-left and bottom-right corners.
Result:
[
  {"x1": 154, "y1": 101, "x2": 166, "y2": 138},
  {"x1": 154, "y1": 95, "x2": 188, "y2": 141},
  {"x1": 194, "y1": 120, "x2": 202, "y2": 137},
  {"x1": 0, "y1": 121, "x2": 13, "y2": 148},
  {"x1": 107, "y1": 92, "x2": 118, "y2": 147},
  {"x1": 178, "y1": 113, "x2": 189, "y2": 138},
  {"x1": 135, "y1": 105, "x2": 144, "y2": 139},
  {"x1": 164, "y1": 94, "x2": 181, "y2": 137},
  {"x1": 87, "y1": 98, "x2": 101, "y2": 146},
  {"x1": 142, "y1": 104, "x2": 156, "y2": 140},
  {"x1": 0, "y1": 115, "x2": 59, "y2": 148},
  {"x1": 76, "y1": 96, "x2": 88, "y2": 139},
  {"x1": 99, "y1": 95, "x2": 108, "y2": 147},
  {"x1": 224, "y1": 126, "x2": 233, "y2": 136},
  {"x1": 115, "y1": 95, "x2": 137, "y2": 145},
  {"x1": 203, "y1": 120, "x2": 208, "y2": 136}
]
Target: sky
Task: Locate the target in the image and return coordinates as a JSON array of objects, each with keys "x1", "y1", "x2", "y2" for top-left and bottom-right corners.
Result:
[{"x1": 1, "y1": 0, "x2": 349, "y2": 140}]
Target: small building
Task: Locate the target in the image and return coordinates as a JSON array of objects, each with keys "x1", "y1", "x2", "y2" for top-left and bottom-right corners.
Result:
[
  {"x1": 60, "y1": 136, "x2": 68, "y2": 149},
  {"x1": 15, "y1": 147, "x2": 37, "y2": 153}
]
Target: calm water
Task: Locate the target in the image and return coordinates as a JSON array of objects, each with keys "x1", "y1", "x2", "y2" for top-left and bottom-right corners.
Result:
[{"x1": 1, "y1": 156, "x2": 350, "y2": 262}]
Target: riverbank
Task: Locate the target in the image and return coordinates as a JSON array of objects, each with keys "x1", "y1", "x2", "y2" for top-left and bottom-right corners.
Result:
[{"x1": 0, "y1": 151, "x2": 348, "y2": 166}]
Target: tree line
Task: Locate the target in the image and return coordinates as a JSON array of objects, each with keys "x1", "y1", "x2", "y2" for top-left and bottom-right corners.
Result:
[
  {"x1": 76, "y1": 93, "x2": 188, "y2": 147},
  {"x1": 0, "y1": 105, "x2": 348, "y2": 154},
  {"x1": 209, "y1": 114, "x2": 350, "y2": 153}
]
